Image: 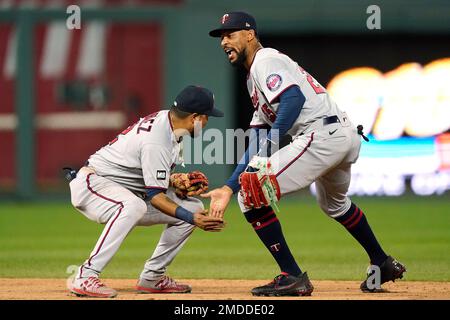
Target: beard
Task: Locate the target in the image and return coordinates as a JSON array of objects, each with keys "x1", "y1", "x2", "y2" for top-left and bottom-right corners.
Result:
[{"x1": 230, "y1": 48, "x2": 247, "y2": 67}]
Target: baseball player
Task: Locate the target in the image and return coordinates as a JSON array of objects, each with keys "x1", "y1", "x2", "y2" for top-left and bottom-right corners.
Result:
[
  {"x1": 68, "y1": 85, "x2": 224, "y2": 298},
  {"x1": 203, "y1": 12, "x2": 406, "y2": 296}
]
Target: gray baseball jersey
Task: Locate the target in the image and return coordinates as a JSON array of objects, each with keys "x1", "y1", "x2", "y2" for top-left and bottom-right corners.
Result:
[
  {"x1": 239, "y1": 47, "x2": 362, "y2": 218},
  {"x1": 247, "y1": 47, "x2": 341, "y2": 136},
  {"x1": 87, "y1": 110, "x2": 181, "y2": 194},
  {"x1": 69, "y1": 110, "x2": 201, "y2": 281}
]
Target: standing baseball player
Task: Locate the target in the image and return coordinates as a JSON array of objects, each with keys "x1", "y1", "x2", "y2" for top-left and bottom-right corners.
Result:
[
  {"x1": 68, "y1": 85, "x2": 224, "y2": 298},
  {"x1": 203, "y1": 12, "x2": 406, "y2": 296}
]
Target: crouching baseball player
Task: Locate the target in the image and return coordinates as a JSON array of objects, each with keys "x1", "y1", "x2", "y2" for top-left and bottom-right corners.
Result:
[
  {"x1": 203, "y1": 12, "x2": 406, "y2": 296},
  {"x1": 67, "y1": 85, "x2": 224, "y2": 298}
]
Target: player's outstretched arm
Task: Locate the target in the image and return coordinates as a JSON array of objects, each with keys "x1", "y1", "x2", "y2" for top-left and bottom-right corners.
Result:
[
  {"x1": 150, "y1": 192, "x2": 225, "y2": 231},
  {"x1": 201, "y1": 125, "x2": 265, "y2": 218},
  {"x1": 200, "y1": 185, "x2": 233, "y2": 218}
]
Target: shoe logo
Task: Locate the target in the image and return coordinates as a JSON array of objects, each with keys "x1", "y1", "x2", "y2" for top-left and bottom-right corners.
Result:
[
  {"x1": 329, "y1": 129, "x2": 338, "y2": 135},
  {"x1": 275, "y1": 281, "x2": 298, "y2": 290}
]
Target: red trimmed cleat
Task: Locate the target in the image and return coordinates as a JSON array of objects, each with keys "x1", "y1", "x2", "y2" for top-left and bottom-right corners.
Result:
[
  {"x1": 136, "y1": 275, "x2": 192, "y2": 294},
  {"x1": 70, "y1": 277, "x2": 117, "y2": 298}
]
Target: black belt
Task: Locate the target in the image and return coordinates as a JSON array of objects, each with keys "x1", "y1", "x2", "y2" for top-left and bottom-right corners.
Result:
[
  {"x1": 324, "y1": 116, "x2": 369, "y2": 141},
  {"x1": 299, "y1": 115, "x2": 340, "y2": 136},
  {"x1": 299, "y1": 115, "x2": 370, "y2": 142},
  {"x1": 323, "y1": 115, "x2": 340, "y2": 125}
]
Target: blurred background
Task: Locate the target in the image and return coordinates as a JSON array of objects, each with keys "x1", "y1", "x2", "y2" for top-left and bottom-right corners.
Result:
[
  {"x1": 0, "y1": 0, "x2": 449, "y2": 284},
  {"x1": 0, "y1": 0, "x2": 449, "y2": 200}
]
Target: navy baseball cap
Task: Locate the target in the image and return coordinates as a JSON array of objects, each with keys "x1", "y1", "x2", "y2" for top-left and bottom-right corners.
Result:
[
  {"x1": 209, "y1": 12, "x2": 257, "y2": 37},
  {"x1": 174, "y1": 85, "x2": 224, "y2": 117}
]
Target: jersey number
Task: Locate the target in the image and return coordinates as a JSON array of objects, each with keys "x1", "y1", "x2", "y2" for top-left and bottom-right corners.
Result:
[
  {"x1": 261, "y1": 103, "x2": 277, "y2": 123},
  {"x1": 108, "y1": 112, "x2": 159, "y2": 145},
  {"x1": 299, "y1": 66, "x2": 326, "y2": 94}
]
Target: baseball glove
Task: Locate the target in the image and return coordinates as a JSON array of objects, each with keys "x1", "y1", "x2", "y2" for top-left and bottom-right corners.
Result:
[
  {"x1": 239, "y1": 156, "x2": 281, "y2": 211},
  {"x1": 170, "y1": 171, "x2": 209, "y2": 199}
]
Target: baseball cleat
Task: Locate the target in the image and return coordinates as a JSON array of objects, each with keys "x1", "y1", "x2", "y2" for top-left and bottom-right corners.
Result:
[
  {"x1": 70, "y1": 277, "x2": 117, "y2": 298},
  {"x1": 360, "y1": 255, "x2": 407, "y2": 293},
  {"x1": 136, "y1": 275, "x2": 192, "y2": 294},
  {"x1": 251, "y1": 272, "x2": 314, "y2": 297}
]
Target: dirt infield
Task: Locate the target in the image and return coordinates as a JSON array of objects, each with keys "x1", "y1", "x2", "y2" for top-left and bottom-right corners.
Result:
[{"x1": 1, "y1": 279, "x2": 449, "y2": 300}]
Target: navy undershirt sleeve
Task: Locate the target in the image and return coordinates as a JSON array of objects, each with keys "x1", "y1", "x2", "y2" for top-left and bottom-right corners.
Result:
[
  {"x1": 146, "y1": 188, "x2": 166, "y2": 200},
  {"x1": 225, "y1": 86, "x2": 306, "y2": 194},
  {"x1": 262, "y1": 85, "x2": 305, "y2": 155}
]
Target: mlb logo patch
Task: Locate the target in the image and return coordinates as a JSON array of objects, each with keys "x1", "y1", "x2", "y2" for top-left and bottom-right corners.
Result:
[
  {"x1": 157, "y1": 170, "x2": 167, "y2": 180},
  {"x1": 266, "y1": 74, "x2": 283, "y2": 91}
]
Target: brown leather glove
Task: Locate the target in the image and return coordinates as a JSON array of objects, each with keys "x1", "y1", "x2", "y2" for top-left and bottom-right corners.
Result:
[{"x1": 170, "y1": 171, "x2": 209, "y2": 199}]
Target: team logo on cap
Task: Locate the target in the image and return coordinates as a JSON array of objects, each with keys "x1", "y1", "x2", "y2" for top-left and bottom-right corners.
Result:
[
  {"x1": 266, "y1": 74, "x2": 283, "y2": 91},
  {"x1": 221, "y1": 14, "x2": 229, "y2": 24}
]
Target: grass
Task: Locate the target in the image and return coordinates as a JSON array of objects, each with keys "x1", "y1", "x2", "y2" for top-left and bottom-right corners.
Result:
[{"x1": 0, "y1": 196, "x2": 449, "y2": 281}]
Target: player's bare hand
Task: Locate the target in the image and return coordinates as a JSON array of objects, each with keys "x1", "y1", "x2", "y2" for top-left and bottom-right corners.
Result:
[
  {"x1": 193, "y1": 210, "x2": 226, "y2": 232},
  {"x1": 200, "y1": 185, "x2": 233, "y2": 218}
]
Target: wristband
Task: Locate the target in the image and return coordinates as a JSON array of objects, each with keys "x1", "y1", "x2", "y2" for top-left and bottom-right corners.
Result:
[{"x1": 175, "y1": 206, "x2": 195, "y2": 225}]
